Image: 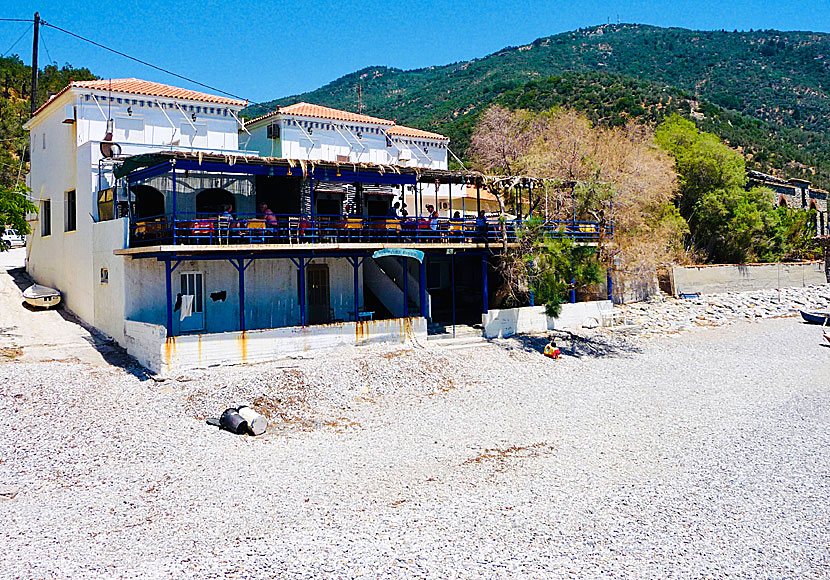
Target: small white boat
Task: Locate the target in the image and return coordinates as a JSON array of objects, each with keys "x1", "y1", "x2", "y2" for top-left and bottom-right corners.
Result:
[{"x1": 23, "y1": 284, "x2": 61, "y2": 309}]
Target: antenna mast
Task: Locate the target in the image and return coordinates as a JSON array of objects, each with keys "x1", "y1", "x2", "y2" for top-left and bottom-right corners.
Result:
[{"x1": 30, "y1": 12, "x2": 39, "y2": 115}]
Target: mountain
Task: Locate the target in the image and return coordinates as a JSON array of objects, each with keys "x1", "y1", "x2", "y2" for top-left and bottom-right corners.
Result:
[{"x1": 244, "y1": 24, "x2": 830, "y2": 188}]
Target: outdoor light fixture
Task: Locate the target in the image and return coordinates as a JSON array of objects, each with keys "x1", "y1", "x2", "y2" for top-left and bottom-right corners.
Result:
[
  {"x1": 357, "y1": 132, "x2": 362, "y2": 139},
  {"x1": 126, "y1": 106, "x2": 132, "y2": 116},
  {"x1": 191, "y1": 113, "x2": 197, "y2": 122}
]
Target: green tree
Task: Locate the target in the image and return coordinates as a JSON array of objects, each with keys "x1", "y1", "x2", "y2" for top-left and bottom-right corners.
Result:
[
  {"x1": 656, "y1": 115, "x2": 817, "y2": 262},
  {"x1": 0, "y1": 184, "x2": 37, "y2": 250}
]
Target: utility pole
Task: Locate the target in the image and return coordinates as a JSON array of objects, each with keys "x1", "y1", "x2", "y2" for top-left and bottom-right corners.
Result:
[
  {"x1": 357, "y1": 83, "x2": 363, "y2": 114},
  {"x1": 30, "y1": 12, "x2": 39, "y2": 116}
]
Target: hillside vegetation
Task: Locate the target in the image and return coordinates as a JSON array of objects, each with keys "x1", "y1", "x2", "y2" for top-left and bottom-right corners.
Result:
[
  {"x1": 0, "y1": 55, "x2": 96, "y2": 187},
  {"x1": 245, "y1": 24, "x2": 830, "y2": 188}
]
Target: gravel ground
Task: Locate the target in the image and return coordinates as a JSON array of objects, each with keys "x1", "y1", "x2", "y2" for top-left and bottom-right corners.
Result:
[{"x1": 1, "y1": 313, "x2": 829, "y2": 578}]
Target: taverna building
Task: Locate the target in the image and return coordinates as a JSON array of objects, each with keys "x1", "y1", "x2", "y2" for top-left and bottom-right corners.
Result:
[{"x1": 23, "y1": 78, "x2": 607, "y2": 373}]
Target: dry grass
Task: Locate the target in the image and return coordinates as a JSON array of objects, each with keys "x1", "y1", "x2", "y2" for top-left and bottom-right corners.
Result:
[
  {"x1": 463, "y1": 442, "x2": 556, "y2": 473},
  {"x1": 0, "y1": 347, "x2": 22, "y2": 359}
]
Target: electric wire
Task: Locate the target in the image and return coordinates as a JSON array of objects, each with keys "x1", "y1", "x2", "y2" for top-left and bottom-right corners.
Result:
[
  {"x1": 2, "y1": 23, "x2": 33, "y2": 57},
  {"x1": 0, "y1": 18, "x2": 33, "y2": 23},
  {"x1": 39, "y1": 26, "x2": 56, "y2": 66},
  {"x1": 41, "y1": 20, "x2": 249, "y2": 102}
]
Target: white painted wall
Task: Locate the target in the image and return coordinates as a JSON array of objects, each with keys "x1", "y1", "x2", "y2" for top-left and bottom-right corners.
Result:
[
  {"x1": 482, "y1": 301, "x2": 614, "y2": 338},
  {"x1": 24, "y1": 85, "x2": 246, "y2": 331},
  {"x1": 123, "y1": 316, "x2": 428, "y2": 374},
  {"x1": 243, "y1": 115, "x2": 448, "y2": 169}
]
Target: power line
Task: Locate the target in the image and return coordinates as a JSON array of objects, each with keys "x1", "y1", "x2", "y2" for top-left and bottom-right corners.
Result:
[
  {"x1": 39, "y1": 26, "x2": 56, "y2": 66},
  {"x1": 0, "y1": 18, "x2": 33, "y2": 23},
  {"x1": 2, "y1": 23, "x2": 32, "y2": 57},
  {"x1": 41, "y1": 20, "x2": 249, "y2": 103}
]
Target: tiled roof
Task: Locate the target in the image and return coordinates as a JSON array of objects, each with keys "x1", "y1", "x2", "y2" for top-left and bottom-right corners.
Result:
[
  {"x1": 31, "y1": 78, "x2": 246, "y2": 118},
  {"x1": 246, "y1": 102, "x2": 395, "y2": 127},
  {"x1": 245, "y1": 102, "x2": 449, "y2": 140},
  {"x1": 386, "y1": 125, "x2": 448, "y2": 141}
]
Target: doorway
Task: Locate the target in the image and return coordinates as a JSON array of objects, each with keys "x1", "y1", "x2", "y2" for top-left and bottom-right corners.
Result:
[
  {"x1": 306, "y1": 264, "x2": 331, "y2": 324},
  {"x1": 179, "y1": 271, "x2": 205, "y2": 332}
]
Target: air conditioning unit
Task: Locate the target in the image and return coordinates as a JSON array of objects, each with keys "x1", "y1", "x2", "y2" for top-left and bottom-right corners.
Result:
[{"x1": 439, "y1": 201, "x2": 450, "y2": 210}]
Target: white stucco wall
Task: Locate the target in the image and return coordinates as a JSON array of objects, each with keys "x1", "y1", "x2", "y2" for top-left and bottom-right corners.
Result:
[
  {"x1": 123, "y1": 316, "x2": 427, "y2": 374},
  {"x1": 482, "y1": 301, "x2": 614, "y2": 338},
  {"x1": 243, "y1": 115, "x2": 448, "y2": 169},
  {"x1": 92, "y1": 218, "x2": 130, "y2": 343},
  {"x1": 24, "y1": 85, "x2": 246, "y2": 330}
]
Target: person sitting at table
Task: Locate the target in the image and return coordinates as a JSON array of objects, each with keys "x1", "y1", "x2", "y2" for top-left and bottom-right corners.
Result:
[
  {"x1": 387, "y1": 202, "x2": 401, "y2": 219},
  {"x1": 259, "y1": 203, "x2": 279, "y2": 240},
  {"x1": 425, "y1": 204, "x2": 439, "y2": 238},
  {"x1": 476, "y1": 210, "x2": 489, "y2": 247}
]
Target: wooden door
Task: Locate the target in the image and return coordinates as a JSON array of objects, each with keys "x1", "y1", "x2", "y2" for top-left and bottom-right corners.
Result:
[{"x1": 306, "y1": 264, "x2": 330, "y2": 324}]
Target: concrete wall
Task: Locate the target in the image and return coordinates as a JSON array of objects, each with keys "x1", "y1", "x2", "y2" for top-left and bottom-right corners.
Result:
[
  {"x1": 482, "y1": 301, "x2": 613, "y2": 338},
  {"x1": 124, "y1": 316, "x2": 428, "y2": 374},
  {"x1": 671, "y1": 262, "x2": 828, "y2": 296},
  {"x1": 92, "y1": 218, "x2": 130, "y2": 343}
]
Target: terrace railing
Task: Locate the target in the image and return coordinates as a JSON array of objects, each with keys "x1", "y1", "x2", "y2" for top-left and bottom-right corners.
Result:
[{"x1": 129, "y1": 212, "x2": 613, "y2": 247}]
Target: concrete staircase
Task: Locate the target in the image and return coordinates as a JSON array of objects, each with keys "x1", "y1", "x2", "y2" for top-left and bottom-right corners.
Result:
[
  {"x1": 363, "y1": 257, "x2": 428, "y2": 318},
  {"x1": 427, "y1": 323, "x2": 488, "y2": 350}
]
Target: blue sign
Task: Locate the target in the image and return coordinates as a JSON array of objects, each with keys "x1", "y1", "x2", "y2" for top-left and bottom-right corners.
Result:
[{"x1": 372, "y1": 248, "x2": 425, "y2": 263}]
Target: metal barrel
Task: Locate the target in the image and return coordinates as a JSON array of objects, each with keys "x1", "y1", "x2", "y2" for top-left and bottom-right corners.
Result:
[
  {"x1": 237, "y1": 405, "x2": 268, "y2": 436},
  {"x1": 219, "y1": 408, "x2": 248, "y2": 434}
]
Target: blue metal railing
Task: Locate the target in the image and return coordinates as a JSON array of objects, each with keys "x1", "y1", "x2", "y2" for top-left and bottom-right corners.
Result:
[{"x1": 128, "y1": 212, "x2": 613, "y2": 247}]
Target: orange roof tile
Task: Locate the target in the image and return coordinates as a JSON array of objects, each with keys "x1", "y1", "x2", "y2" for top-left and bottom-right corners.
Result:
[
  {"x1": 31, "y1": 78, "x2": 246, "y2": 118},
  {"x1": 247, "y1": 102, "x2": 395, "y2": 127},
  {"x1": 386, "y1": 125, "x2": 448, "y2": 141},
  {"x1": 245, "y1": 102, "x2": 448, "y2": 140}
]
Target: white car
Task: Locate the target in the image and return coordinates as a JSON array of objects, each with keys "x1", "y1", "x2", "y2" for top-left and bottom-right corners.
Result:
[{"x1": 1, "y1": 229, "x2": 25, "y2": 248}]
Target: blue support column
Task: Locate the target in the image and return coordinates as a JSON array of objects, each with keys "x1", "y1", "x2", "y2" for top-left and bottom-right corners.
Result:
[
  {"x1": 420, "y1": 259, "x2": 428, "y2": 320},
  {"x1": 171, "y1": 160, "x2": 177, "y2": 245},
  {"x1": 607, "y1": 269, "x2": 614, "y2": 303},
  {"x1": 299, "y1": 258, "x2": 307, "y2": 326},
  {"x1": 165, "y1": 259, "x2": 173, "y2": 336},
  {"x1": 448, "y1": 175, "x2": 452, "y2": 218},
  {"x1": 235, "y1": 259, "x2": 253, "y2": 332},
  {"x1": 481, "y1": 253, "x2": 488, "y2": 315},
  {"x1": 451, "y1": 252, "x2": 456, "y2": 337},
  {"x1": 400, "y1": 257, "x2": 408, "y2": 318},
  {"x1": 309, "y1": 175, "x2": 315, "y2": 243},
  {"x1": 570, "y1": 277, "x2": 576, "y2": 304},
  {"x1": 351, "y1": 256, "x2": 361, "y2": 322}
]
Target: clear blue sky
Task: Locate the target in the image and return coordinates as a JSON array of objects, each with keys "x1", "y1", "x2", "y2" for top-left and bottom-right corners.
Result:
[{"x1": 1, "y1": 0, "x2": 828, "y2": 105}]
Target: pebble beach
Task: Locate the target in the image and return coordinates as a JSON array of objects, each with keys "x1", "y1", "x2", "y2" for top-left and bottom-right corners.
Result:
[{"x1": 1, "y1": 282, "x2": 829, "y2": 577}]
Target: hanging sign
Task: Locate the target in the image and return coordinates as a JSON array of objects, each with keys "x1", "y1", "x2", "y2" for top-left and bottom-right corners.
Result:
[{"x1": 372, "y1": 248, "x2": 425, "y2": 263}]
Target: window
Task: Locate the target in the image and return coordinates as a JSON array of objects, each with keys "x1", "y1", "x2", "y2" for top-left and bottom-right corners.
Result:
[
  {"x1": 100, "y1": 268, "x2": 109, "y2": 284},
  {"x1": 40, "y1": 199, "x2": 51, "y2": 236},
  {"x1": 41, "y1": 132, "x2": 46, "y2": 150},
  {"x1": 64, "y1": 190, "x2": 76, "y2": 232},
  {"x1": 97, "y1": 188, "x2": 114, "y2": 221},
  {"x1": 266, "y1": 123, "x2": 280, "y2": 140}
]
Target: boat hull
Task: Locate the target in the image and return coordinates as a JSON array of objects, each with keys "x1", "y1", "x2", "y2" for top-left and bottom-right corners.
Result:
[
  {"x1": 800, "y1": 310, "x2": 830, "y2": 325},
  {"x1": 22, "y1": 285, "x2": 62, "y2": 309}
]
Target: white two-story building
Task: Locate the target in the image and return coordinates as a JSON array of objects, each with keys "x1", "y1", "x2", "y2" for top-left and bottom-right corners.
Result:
[
  {"x1": 23, "y1": 78, "x2": 512, "y2": 374},
  {"x1": 24, "y1": 78, "x2": 248, "y2": 332}
]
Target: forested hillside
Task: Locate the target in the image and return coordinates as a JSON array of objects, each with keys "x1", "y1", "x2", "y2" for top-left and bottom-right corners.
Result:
[
  {"x1": 0, "y1": 55, "x2": 95, "y2": 187},
  {"x1": 245, "y1": 24, "x2": 830, "y2": 187}
]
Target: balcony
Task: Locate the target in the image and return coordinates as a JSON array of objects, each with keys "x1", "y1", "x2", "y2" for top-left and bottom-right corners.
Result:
[{"x1": 127, "y1": 212, "x2": 611, "y2": 250}]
